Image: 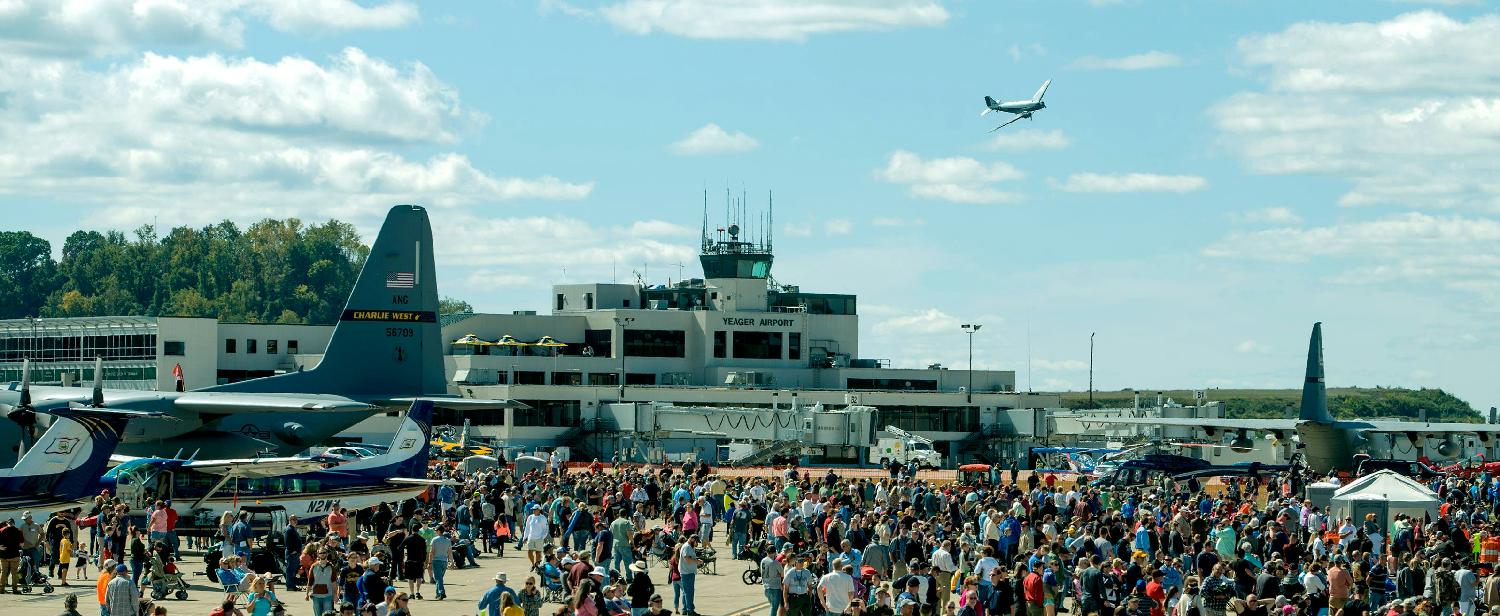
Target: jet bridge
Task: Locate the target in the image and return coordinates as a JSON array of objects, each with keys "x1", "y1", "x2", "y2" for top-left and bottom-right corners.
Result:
[{"x1": 597, "y1": 400, "x2": 877, "y2": 462}]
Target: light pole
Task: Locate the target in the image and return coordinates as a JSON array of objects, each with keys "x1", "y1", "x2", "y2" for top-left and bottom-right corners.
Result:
[
  {"x1": 613, "y1": 316, "x2": 634, "y2": 399},
  {"x1": 961, "y1": 324, "x2": 981, "y2": 404},
  {"x1": 1089, "y1": 332, "x2": 1095, "y2": 407}
]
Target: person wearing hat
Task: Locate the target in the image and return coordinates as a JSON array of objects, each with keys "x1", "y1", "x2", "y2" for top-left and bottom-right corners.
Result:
[
  {"x1": 784, "y1": 554, "x2": 817, "y2": 616},
  {"x1": 95, "y1": 558, "x2": 116, "y2": 614},
  {"x1": 628, "y1": 560, "x2": 655, "y2": 615},
  {"x1": 478, "y1": 571, "x2": 518, "y2": 616},
  {"x1": 523, "y1": 505, "x2": 549, "y2": 569},
  {"x1": 360, "y1": 557, "x2": 389, "y2": 608},
  {"x1": 104, "y1": 563, "x2": 136, "y2": 616},
  {"x1": 761, "y1": 546, "x2": 786, "y2": 616}
]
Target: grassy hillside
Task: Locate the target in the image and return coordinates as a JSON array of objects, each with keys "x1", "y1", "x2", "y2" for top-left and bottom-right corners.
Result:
[{"x1": 1057, "y1": 387, "x2": 1484, "y2": 422}]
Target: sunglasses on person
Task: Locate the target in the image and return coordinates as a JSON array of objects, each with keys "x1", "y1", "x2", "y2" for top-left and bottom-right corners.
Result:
[{"x1": 526, "y1": 581, "x2": 535, "y2": 586}]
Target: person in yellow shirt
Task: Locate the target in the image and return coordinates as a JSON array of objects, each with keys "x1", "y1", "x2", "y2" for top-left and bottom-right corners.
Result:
[{"x1": 58, "y1": 535, "x2": 73, "y2": 587}]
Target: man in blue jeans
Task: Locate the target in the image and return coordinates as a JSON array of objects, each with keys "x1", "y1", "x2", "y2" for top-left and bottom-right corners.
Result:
[
  {"x1": 428, "y1": 528, "x2": 452, "y2": 600},
  {"x1": 760, "y1": 544, "x2": 786, "y2": 616},
  {"x1": 677, "y1": 535, "x2": 702, "y2": 616}
]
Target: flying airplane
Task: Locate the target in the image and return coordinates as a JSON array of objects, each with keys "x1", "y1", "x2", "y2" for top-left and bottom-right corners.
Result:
[
  {"x1": 982, "y1": 79, "x2": 1051, "y2": 132},
  {"x1": 102, "y1": 399, "x2": 444, "y2": 526},
  {"x1": 1, "y1": 205, "x2": 523, "y2": 459},
  {"x1": 1079, "y1": 322, "x2": 1500, "y2": 473},
  {"x1": 0, "y1": 406, "x2": 160, "y2": 522}
]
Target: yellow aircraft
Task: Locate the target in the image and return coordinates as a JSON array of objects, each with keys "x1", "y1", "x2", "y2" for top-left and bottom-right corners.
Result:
[{"x1": 431, "y1": 420, "x2": 495, "y2": 457}]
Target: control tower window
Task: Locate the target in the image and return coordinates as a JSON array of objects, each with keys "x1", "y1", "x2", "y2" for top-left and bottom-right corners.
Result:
[
  {"x1": 732, "y1": 331, "x2": 783, "y2": 360},
  {"x1": 585, "y1": 293, "x2": 594, "y2": 310},
  {"x1": 713, "y1": 331, "x2": 726, "y2": 358}
]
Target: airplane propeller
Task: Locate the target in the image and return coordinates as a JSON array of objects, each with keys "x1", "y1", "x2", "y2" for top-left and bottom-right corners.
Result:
[{"x1": 2, "y1": 358, "x2": 38, "y2": 454}]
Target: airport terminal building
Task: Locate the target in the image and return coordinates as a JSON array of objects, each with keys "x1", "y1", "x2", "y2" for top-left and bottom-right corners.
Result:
[{"x1": 0, "y1": 217, "x2": 1057, "y2": 465}]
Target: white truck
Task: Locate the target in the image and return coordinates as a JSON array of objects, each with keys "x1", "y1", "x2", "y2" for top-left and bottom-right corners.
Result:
[{"x1": 875, "y1": 425, "x2": 943, "y2": 469}]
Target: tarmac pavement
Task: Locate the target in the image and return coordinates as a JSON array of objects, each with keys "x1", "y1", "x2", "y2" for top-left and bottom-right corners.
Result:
[{"x1": 0, "y1": 532, "x2": 772, "y2": 616}]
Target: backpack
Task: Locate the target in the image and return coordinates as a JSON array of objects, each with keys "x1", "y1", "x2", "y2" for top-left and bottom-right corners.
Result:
[{"x1": 1437, "y1": 570, "x2": 1458, "y2": 603}]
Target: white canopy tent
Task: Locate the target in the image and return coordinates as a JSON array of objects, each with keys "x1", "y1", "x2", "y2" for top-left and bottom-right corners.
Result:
[{"x1": 1329, "y1": 470, "x2": 1440, "y2": 531}]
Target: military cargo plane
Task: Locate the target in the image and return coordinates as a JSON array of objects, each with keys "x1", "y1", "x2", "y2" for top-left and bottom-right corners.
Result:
[{"x1": 1, "y1": 205, "x2": 521, "y2": 459}]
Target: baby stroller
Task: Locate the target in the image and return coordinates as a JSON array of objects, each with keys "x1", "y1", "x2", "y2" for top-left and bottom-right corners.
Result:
[
  {"x1": 18, "y1": 554, "x2": 54, "y2": 594},
  {"x1": 144, "y1": 558, "x2": 190, "y2": 601}
]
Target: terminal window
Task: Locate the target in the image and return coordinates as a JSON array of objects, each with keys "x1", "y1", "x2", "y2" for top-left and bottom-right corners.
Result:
[
  {"x1": 732, "y1": 331, "x2": 782, "y2": 360},
  {"x1": 287, "y1": 340, "x2": 299, "y2": 353},
  {"x1": 163, "y1": 341, "x2": 185, "y2": 356},
  {"x1": 713, "y1": 331, "x2": 726, "y2": 358},
  {"x1": 788, "y1": 333, "x2": 801, "y2": 361},
  {"x1": 266, "y1": 340, "x2": 277, "y2": 354},
  {"x1": 624, "y1": 329, "x2": 685, "y2": 358},
  {"x1": 246, "y1": 339, "x2": 257, "y2": 354},
  {"x1": 225, "y1": 339, "x2": 236, "y2": 353}
]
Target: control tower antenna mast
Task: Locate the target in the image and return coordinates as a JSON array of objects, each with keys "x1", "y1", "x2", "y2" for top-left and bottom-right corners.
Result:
[
  {"x1": 701, "y1": 188, "x2": 710, "y2": 252},
  {"x1": 768, "y1": 190, "x2": 774, "y2": 252}
]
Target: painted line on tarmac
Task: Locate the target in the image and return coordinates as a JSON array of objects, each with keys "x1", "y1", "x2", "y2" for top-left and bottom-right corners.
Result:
[{"x1": 729, "y1": 601, "x2": 770, "y2": 616}]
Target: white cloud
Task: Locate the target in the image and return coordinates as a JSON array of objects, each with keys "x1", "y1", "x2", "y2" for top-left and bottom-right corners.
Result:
[
  {"x1": 669, "y1": 123, "x2": 759, "y2": 155},
  {"x1": 879, "y1": 151, "x2": 1023, "y2": 184},
  {"x1": 435, "y1": 214, "x2": 698, "y2": 272},
  {"x1": 878, "y1": 151, "x2": 1025, "y2": 204},
  {"x1": 872, "y1": 308, "x2": 961, "y2": 336},
  {"x1": 782, "y1": 223, "x2": 814, "y2": 237},
  {"x1": 985, "y1": 129, "x2": 1070, "y2": 151},
  {"x1": 0, "y1": 47, "x2": 590, "y2": 216},
  {"x1": 1055, "y1": 173, "x2": 1207, "y2": 193},
  {"x1": 1213, "y1": 11, "x2": 1500, "y2": 210},
  {"x1": 464, "y1": 270, "x2": 536, "y2": 288},
  {"x1": 824, "y1": 219, "x2": 854, "y2": 235},
  {"x1": 1032, "y1": 359, "x2": 1088, "y2": 371},
  {"x1": 1230, "y1": 207, "x2": 1303, "y2": 225},
  {"x1": 1068, "y1": 51, "x2": 1181, "y2": 70},
  {"x1": 1236, "y1": 340, "x2": 1272, "y2": 354},
  {"x1": 871, "y1": 217, "x2": 924, "y2": 227},
  {"x1": 569, "y1": 0, "x2": 949, "y2": 41},
  {"x1": 1205, "y1": 212, "x2": 1500, "y2": 308},
  {"x1": 624, "y1": 220, "x2": 695, "y2": 238},
  {"x1": 0, "y1": 0, "x2": 418, "y2": 57}
]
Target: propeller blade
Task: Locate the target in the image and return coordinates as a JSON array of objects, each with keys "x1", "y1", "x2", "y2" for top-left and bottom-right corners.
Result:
[
  {"x1": 981, "y1": 108, "x2": 993, "y2": 116},
  {"x1": 19, "y1": 358, "x2": 30, "y2": 408},
  {"x1": 987, "y1": 115, "x2": 1026, "y2": 132},
  {"x1": 92, "y1": 356, "x2": 104, "y2": 407}
]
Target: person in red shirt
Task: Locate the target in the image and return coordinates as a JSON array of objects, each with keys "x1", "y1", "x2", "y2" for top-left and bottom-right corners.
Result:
[
  {"x1": 1145, "y1": 569, "x2": 1167, "y2": 616},
  {"x1": 1023, "y1": 564, "x2": 1045, "y2": 616},
  {"x1": 163, "y1": 501, "x2": 180, "y2": 557}
]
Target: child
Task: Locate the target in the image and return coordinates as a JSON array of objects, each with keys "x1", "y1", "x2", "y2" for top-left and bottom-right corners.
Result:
[
  {"x1": 58, "y1": 534, "x2": 74, "y2": 586},
  {"x1": 74, "y1": 545, "x2": 91, "y2": 581}
]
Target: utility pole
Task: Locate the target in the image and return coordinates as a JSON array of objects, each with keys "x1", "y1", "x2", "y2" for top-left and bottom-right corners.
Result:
[
  {"x1": 614, "y1": 316, "x2": 634, "y2": 399},
  {"x1": 961, "y1": 324, "x2": 981, "y2": 404},
  {"x1": 1089, "y1": 332, "x2": 1095, "y2": 407}
]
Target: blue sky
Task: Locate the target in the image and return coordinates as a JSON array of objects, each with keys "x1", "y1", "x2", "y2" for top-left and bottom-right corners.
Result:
[{"x1": 3, "y1": 1, "x2": 1498, "y2": 410}]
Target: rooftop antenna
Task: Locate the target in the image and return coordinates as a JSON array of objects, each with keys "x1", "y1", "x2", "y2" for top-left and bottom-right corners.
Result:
[
  {"x1": 768, "y1": 190, "x2": 774, "y2": 252},
  {"x1": 701, "y1": 188, "x2": 710, "y2": 251}
]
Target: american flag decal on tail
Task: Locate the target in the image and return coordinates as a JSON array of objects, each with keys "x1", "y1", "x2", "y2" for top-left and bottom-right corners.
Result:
[{"x1": 386, "y1": 272, "x2": 415, "y2": 288}]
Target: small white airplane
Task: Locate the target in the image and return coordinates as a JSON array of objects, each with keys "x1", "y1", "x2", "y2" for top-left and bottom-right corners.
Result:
[{"x1": 982, "y1": 79, "x2": 1050, "y2": 132}]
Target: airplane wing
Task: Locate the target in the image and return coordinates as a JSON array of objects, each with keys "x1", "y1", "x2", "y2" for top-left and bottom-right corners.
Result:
[
  {"x1": 1032, "y1": 79, "x2": 1052, "y2": 102},
  {"x1": 173, "y1": 392, "x2": 378, "y2": 414},
  {"x1": 1075, "y1": 417, "x2": 1300, "y2": 432},
  {"x1": 1334, "y1": 420, "x2": 1500, "y2": 434},
  {"x1": 388, "y1": 397, "x2": 530, "y2": 409},
  {"x1": 181, "y1": 457, "x2": 331, "y2": 477},
  {"x1": 988, "y1": 114, "x2": 1028, "y2": 133},
  {"x1": 385, "y1": 477, "x2": 459, "y2": 486}
]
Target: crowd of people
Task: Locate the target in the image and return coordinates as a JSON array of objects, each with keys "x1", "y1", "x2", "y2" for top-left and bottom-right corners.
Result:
[{"x1": 8, "y1": 452, "x2": 1500, "y2": 616}]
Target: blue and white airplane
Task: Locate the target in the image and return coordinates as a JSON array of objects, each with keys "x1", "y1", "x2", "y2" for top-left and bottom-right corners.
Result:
[
  {"x1": 101, "y1": 400, "x2": 444, "y2": 525},
  {"x1": 982, "y1": 79, "x2": 1051, "y2": 132},
  {"x1": 0, "y1": 405, "x2": 157, "y2": 523}
]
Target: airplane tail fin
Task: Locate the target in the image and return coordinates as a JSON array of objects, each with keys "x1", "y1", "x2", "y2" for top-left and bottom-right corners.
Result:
[
  {"x1": 1298, "y1": 322, "x2": 1333, "y2": 423},
  {"x1": 336, "y1": 400, "x2": 433, "y2": 478},
  {"x1": 205, "y1": 205, "x2": 446, "y2": 398},
  {"x1": 0, "y1": 408, "x2": 135, "y2": 500},
  {"x1": 982, "y1": 96, "x2": 997, "y2": 116},
  {"x1": 1032, "y1": 79, "x2": 1051, "y2": 102}
]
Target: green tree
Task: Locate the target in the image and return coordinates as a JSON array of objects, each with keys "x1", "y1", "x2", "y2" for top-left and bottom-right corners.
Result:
[
  {"x1": 0, "y1": 231, "x2": 57, "y2": 318},
  {"x1": 440, "y1": 296, "x2": 473, "y2": 314}
]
